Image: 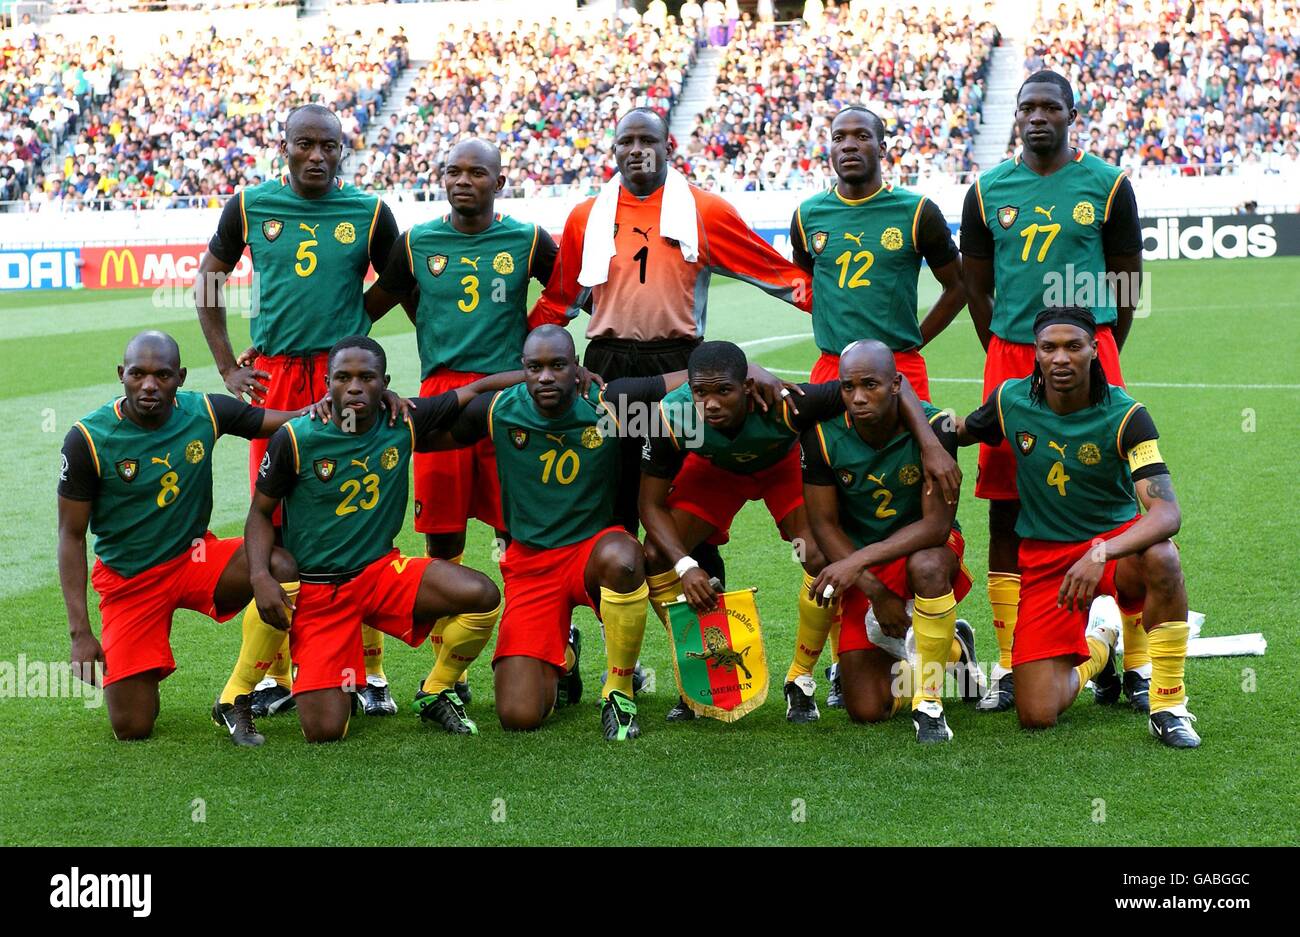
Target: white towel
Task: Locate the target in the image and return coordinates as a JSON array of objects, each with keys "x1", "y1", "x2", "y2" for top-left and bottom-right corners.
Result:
[{"x1": 578, "y1": 167, "x2": 700, "y2": 288}]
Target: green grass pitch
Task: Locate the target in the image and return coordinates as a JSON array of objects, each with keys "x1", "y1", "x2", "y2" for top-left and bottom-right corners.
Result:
[{"x1": 1, "y1": 257, "x2": 1296, "y2": 845}]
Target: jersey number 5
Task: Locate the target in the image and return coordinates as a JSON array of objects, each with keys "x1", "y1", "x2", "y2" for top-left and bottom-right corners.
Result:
[{"x1": 295, "y1": 238, "x2": 318, "y2": 277}]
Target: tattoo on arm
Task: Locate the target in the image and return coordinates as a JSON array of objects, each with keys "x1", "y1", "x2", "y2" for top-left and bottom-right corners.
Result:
[{"x1": 1145, "y1": 474, "x2": 1175, "y2": 502}]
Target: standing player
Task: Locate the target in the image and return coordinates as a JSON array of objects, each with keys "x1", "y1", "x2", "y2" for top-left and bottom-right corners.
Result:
[
  {"x1": 425, "y1": 326, "x2": 696, "y2": 741},
  {"x1": 247, "y1": 336, "x2": 514, "y2": 741},
  {"x1": 196, "y1": 104, "x2": 406, "y2": 715},
  {"x1": 959, "y1": 71, "x2": 1144, "y2": 712},
  {"x1": 791, "y1": 106, "x2": 967, "y2": 400},
  {"x1": 955, "y1": 308, "x2": 1198, "y2": 747},
  {"x1": 57, "y1": 332, "x2": 301, "y2": 746},
  {"x1": 531, "y1": 107, "x2": 815, "y2": 587},
  {"x1": 801, "y1": 341, "x2": 982, "y2": 743},
  {"x1": 364, "y1": 138, "x2": 559, "y2": 713}
]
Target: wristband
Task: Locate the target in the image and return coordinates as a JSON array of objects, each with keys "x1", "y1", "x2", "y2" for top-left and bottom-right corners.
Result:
[{"x1": 674, "y1": 556, "x2": 700, "y2": 578}]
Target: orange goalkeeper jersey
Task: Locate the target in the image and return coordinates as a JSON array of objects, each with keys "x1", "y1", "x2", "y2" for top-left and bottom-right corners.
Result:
[{"x1": 529, "y1": 183, "x2": 812, "y2": 340}]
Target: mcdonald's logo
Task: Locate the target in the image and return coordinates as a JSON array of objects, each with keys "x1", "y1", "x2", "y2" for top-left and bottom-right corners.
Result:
[{"x1": 99, "y1": 249, "x2": 140, "y2": 287}]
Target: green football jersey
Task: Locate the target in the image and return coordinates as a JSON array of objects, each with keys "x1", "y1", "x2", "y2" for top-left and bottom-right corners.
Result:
[
  {"x1": 807, "y1": 402, "x2": 956, "y2": 547},
  {"x1": 73, "y1": 391, "x2": 220, "y2": 577},
  {"x1": 273, "y1": 413, "x2": 416, "y2": 575},
  {"x1": 796, "y1": 184, "x2": 929, "y2": 353},
  {"x1": 657, "y1": 381, "x2": 799, "y2": 474},
  {"x1": 487, "y1": 383, "x2": 620, "y2": 550},
  {"x1": 975, "y1": 151, "x2": 1127, "y2": 343},
  {"x1": 995, "y1": 377, "x2": 1143, "y2": 541},
  {"x1": 407, "y1": 214, "x2": 543, "y2": 377},
  {"x1": 241, "y1": 177, "x2": 380, "y2": 355}
]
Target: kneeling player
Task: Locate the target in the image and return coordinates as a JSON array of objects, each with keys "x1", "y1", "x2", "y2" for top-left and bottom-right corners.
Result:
[
  {"x1": 58, "y1": 331, "x2": 305, "y2": 744},
  {"x1": 246, "y1": 336, "x2": 512, "y2": 742},
  {"x1": 802, "y1": 341, "x2": 982, "y2": 743},
  {"x1": 956, "y1": 307, "x2": 1199, "y2": 747},
  {"x1": 639, "y1": 340, "x2": 852, "y2": 723},
  {"x1": 423, "y1": 326, "x2": 693, "y2": 741}
]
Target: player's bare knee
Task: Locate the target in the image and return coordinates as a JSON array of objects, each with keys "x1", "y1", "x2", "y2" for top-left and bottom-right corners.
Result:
[
  {"x1": 462, "y1": 572, "x2": 500, "y2": 614},
  {"x1": 268, "y1": 547, "x2": 297, "y2": 583},
  {"x1": 300, "y1": 715, "x2": 348, "y2": 743},
  {"x1": 596, "y1": 537, "x2": 645, "y2": 593},
  {"x1": 1016, "y1": 701, "x2": 1058, "y2": 731},
  {"x1": 642, "y1": 538, "x2": 670, "y2": 575},
  {"x1": 906, "y1": 549, "x2": 950, "y2": 596},
  {"x1": 1141, "y1": 541, "x2": 1184, "y2": 596},
  {"x1": 845, "y1": 695, "x2": 892, "y2": 724},
  {"x1": 497, "y1": 699, "x2": 544, "y2": 732},
  {"x1": 110, "y1": 710, "x2": 155, "y2": 741}
]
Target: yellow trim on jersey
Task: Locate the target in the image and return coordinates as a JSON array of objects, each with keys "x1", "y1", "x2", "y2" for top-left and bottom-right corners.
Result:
[
  {"x1": 779, "y1": 398, "x2": 796, "y2": 434},
  {"x1": 239, "y1": 190, "x2": 248, "y2": 243},
  {"x1": 833, "y1": 183, "x2": 890, "y2": 207},
  {"x1": 598, "y1": 389, "x2": 621, "y2": 433},
  {"x1": 366, "y1": 197, "x2": 381, "y2": 254},
  {"x1": 113, "y1": 398, "x2": 123, "y2": 420},
  {"x1": 1115, "y1": 401, "x2": 1143, "y2": 458},
  {"x1": 404, "y1": 231, "x2": 414, "y2": 275},
  {"x1": 995, "y1": 380, "x2": 1010, "y2": 441},
  {"x1": 911, "y1": 197, "x2": 926, "y2": 249},
  {"x1": 795, "y1": 205, "x2": 807, "y2": 252},
  {"x1": 284, "y1": 423, "x2": 301, "y2": 474},
  {"x1": 927, "y1": 408, "x2": 948, "y2": 427},
  {"x1": 406, "y1": 411, "x2": 416, "y2": 451},
  {"x1": 74, "y1": 422, "x2": 101, "y2": 477},
  {"x1": 1074, "y1": 148, "x2": 1085, "y2": 162},
  {"x1": 659, "y1": 401, "x2": 680, "y2": 450},
  {"x1": 974, "y1": 177, "x2": 986, "y2": 224},
  {"x1": 526, "y1": 224, "x2": 540, "y2": 279},
  {"x1": 203, "y1": 394, "x2": 220, "y2": 439},
  {"x1": 1102, "y1": 172, "x2": 1126, "y2": 223},
  {"x1": 486, "y1": 391, "x2": 501, "y2": 442},
  {"x1": 1127, "y1": 439, "x2": 1163, "y2": 473},
  {"x1": 815, "y1": 423, "x2": 831, "y2": 467}
]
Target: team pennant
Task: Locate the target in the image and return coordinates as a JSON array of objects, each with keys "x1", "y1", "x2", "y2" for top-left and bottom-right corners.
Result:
[{"x1": 665, "y1": 587, "x2": 768, "y2": 722}]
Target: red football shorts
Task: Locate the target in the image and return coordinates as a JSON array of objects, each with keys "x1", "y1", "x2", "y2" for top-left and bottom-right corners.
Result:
[
  {"x1": 834, "y1": 530, "x2": 973, "y2": 656},
  {"x1": 495, "y1": 526, "x2": 626, "y2": 670},
  {"x1": 666, "y1": 447, "x2": 803, "y2": 544},
  {"x1": 91, "y1": 532, "x2": 244, "y2": 686},
  {"x1": 812, "y1": 348, "x2": 931, "y2": 402},
  {"x1": 413, "y1": 368, "x2": 504, "y2": 535},
  {"x1": 247, "y1": 351, "x2": 330, "y2": 513},
  {"x1": 1013, "y1": 516, "x2": 1144, "y2": 667},
  {"x1": 976, "y1": 325, "x2": 1123, "y2": 500},
  {"x1": 290, "y1": 549, "x2": 438, "y2": 694}
]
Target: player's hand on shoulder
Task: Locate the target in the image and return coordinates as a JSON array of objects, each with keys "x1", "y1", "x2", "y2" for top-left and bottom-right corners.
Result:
[
  {"x1": 681, "y1": 566, "x2": 719, "y2": 614},
  {"x1": 381, "y1": 389, "x2": 413, "y2": 425},
  {"x1": 576, "y1": 366, "x2": 605, "y2": 396},
  {"x1": 746, "y1": 364, "x2": 802, "y2": 415},
  {"x1": 809, "y1": 558, "x2": 861, "y2": 608},
  {"x1": 69, "y1": 631, "x2": 104, "y2": 687}
]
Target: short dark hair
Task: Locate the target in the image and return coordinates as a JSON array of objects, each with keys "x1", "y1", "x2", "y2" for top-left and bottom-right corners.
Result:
[
  {"x1": 1018, "y1": 70, "x2": 1075, "y2": 110},
  {"x1": 833, "y1": 105, "x2": 886, "y2": 143},
  {"x1": 285, "y1": 103, "x2": 342, "y2": 138},
  {"x1": 688, "y1": 341, "x2": 748, "y2": 384},
  {"x1": 617, "y1": 106, "x2": 669, "y2": 141},
  {"x1": 328, "y1": 334, "x2": 386, "y2": 373}
]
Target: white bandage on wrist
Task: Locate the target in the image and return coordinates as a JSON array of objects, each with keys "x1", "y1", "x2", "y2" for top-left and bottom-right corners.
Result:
[{"x1": 674, "y1": 556, "x2": 700, "y2": 578}]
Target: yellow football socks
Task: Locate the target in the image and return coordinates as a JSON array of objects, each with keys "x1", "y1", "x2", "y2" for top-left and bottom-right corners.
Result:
[
  {"x1": 912, "y1": 591, "x2": 958, "y2": 707},
  {"x1": 786, "y1": 572, "x2": 836, "y2": 683},
  {"x1": 829, "y1": 619, "x2": 841, "y2": 664},
  {"x1": 1122, "y1": 611, "x2": 1150, "y2": 673},
  {"x1": 266, "y1": 632, "x2": 292, "y2": 688},
  {"x1": 1075, "y1": 633, "x2": 1111, "y2": 688},
  {"x1": 361, "y1": 625, "x2": 386, "y2": 680},
  {"x1": 988, "y1": 572, "x2": 1020, "y2": 671},
  {"x1": 422, "y1": 554, "x2": 470, "y2": 693},
  {"x1": 599, "y1": 583, "x2": 649, "y2": 698},
  {"x1": 220, "y1": 583, "x2": 298, "y2": 705},
  {"x1": 646, "y1": 569, "x2": 681, "y2": 630},
  {"x1": 422, "y1": 601, "x2": 501, "y2": 694},
  {"x1": 1147, "y1": 622, "x2": 1190, "y2": 712}
]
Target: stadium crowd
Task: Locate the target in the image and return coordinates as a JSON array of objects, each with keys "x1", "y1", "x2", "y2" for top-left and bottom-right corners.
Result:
[
  {"x1": 678, "y1": 2, "x2": 998, "y2": 191},
  {"x1": 1018, "y1": 0, "x2": 1300, "y2": 179},
  {"x1": 1, "y1": 25, "x2": 407, "y2": 209}
]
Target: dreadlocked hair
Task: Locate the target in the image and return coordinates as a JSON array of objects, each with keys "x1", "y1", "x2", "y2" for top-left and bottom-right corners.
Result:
[{"x1": 1029, "y1": 356, "x2": 1110, "y2": 407}]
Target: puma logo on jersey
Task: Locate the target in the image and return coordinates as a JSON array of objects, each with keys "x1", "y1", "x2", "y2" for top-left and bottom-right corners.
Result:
[
  {"x1": 867, "y1": 472, "x2": 888, "y2": 487},
  {"x1": 843, "y1": 231, "x2": 865, "y2": 246},
  {"x1": 299, "y1": 223, "x2": 319, "y2": 236},
  {"x1": 1048, "y1": 440, "x2": 1068, "y2": 458},
  {"x1": 1034, "y1": 205, "x2": 1056, "y2": 222},
  {"x1": 545, "y1": 433, "x2": 566, "y2": 447},
  {"x1": 461, "y1": 256, "x2": 479, "y2": 270},
  {"x1": 632, "y1": 225, "x2": 654, "y2": 242},
  {"x1": 351, "y1": 457, "x2": 370, "y2": 470},
  {"x1": 151, "y1": 453, "x2": 171, "y2": 468}
]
